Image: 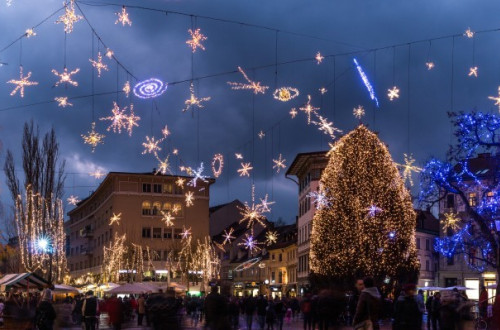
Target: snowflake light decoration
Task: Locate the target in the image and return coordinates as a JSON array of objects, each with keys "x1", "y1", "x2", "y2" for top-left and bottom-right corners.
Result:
[
  {"x1": 56, "y1": 0, "x2": 82, "y2": 34},
  {"x1": 186, "y1": 28, "x2": 207, "y2": 52},
  {"x1": 258, "y1": 130, "x2": 265, "y2": 139},
  {"x1": 319, "y1": 87, "x2": 327, "y2": 95},
  {"x1": 312, "y1": 115, "x2": 342, "y2": 140},
  {"x1": 115, "y1": 6, "x2": 131, "y2": 26},
  {"x1": 123, "y1": 81, "x2": 131, "y2": 97},
  {"x1": 25, "y1": 28, "x2": 36, "y2": 38},
  {"x1": 299, "y1": 95, "x2": 319, "y2": 124},
  {"x1": 307, "y1": 188, "x2": 331, "y2": 210},
  {"x1": 105, "y1": 48, "x2": 114, "y2": 59},
  {"x1": 180, "y1": 226, "x2": 192, "y2": 239},
  {"x1": 468, "y1": 66, "x2": 478, "y2": 77},
  {"x1": 90, "y1": 170, "x2": 105, "y2": 179},
  {"x1": 238, "y1": 162, "x2": 253, "y2": 177},
  {"x1": 109, "y1": 212, "x2": 122, "y2": 225},
  {"x1": 239, "y1": 234, "x2": 262, "y2": 253},
  {"x1": 222, "y1": 228, "x2": 236, "y2": 245},
  {"x1": 366, "y1": 204, "x2": 383, "y2": 217},
  {"x1": 124, "y1": 104, "x2": 140, "y2": 136},
  {"x1": 52, "y1": 66, "x2": 79, "y2": 87},
  {"x1": 81, "y1": 122, "x2": 105, "y2": 152},
  {"x1": 211, "y1": 154, "x2": 224, "y2": 178},
  {"x1": 442, "y1": 211, "x2": 461, "y2": 232},
  {"x1": 259, "y1": 195, "x2": 275, "y2": 213},
  {"x1": 7, "y1": 66, "x2": 38, "y2": 98},
  {"x1": 399, "y1": 153, "x2": 422, "y2": 186},
  {"x1": 183, "y1": 82, "x2": 211, "y2": 112},
  {"x1": 156, "y1": 155, "x2": 171, "y2": 175},
  {"x1": 162, "y1": 125, "x2": 171, "y2": 137},
  {"x1": 161, "y1": 210, "x2": 175, "y2": 227},
  {"x1": 387, "y1": 86, "x2": 400, "y2": 101},
  {"x1": 188, "y1": 162, "x2": 208, "y2": 188},
  {"x1": 238, "y1": 188, "x2": 273, "y2": 229},
  {"x1": 89, "y1": 52, "x2": 108, "y2": 78},
  {"x1": 228, "y1": 67, "x2": 269, "y2": 94},
  {"x1": 100, "y1": 102, "x2": 128, "y2": 134},
  {"x1": 67, "y1": 195, "x2": 80, "y2": 206},
  {"x1": 488, "y1": 87, "x2": 500, "y2": 112},
  {"x1": 353, "y1": 105, "x2": 365, "y2": 119},
  {"x1": 235, "y1": 153, "x2": 243, "y2": 159},
  {"x1": 172, "y1": 149, "x2": 179, "y2": 155},
  {"x1": 315, "y1": 51, "x2": 324, "y2": 64},
  {"x1": 290, "y1": 108, "x2": 298, "y2": 119},
  {"x1": 272, "y1": 154, "x2": 287, "y2": 173},
  {"x1": 265, "y1": 230, "x2": 279, "y2": 246},
  {"x1": 464, "y1": 28, "x2": 474, "y2": 38},
  {"x1": 273, "y1": 87, "x2": 299, "y2": 102},
  {"x1": 55, "y1": 96, "x2": 72, "y2": 108},
  {"x1": 142, "y1": 136, "x2": 161, "y2": 155},
  {"x1": 425, "y1": 62, "x2": 435, "y2": 70},
  {"x1": 185, "y1": 191, "x2": 194, "y2": 207},
  {"x1": 176, "y1": 177, "x2": 186, "y2": 187}
]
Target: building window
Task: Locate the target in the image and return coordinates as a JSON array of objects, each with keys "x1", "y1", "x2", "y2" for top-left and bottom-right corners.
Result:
[
  {"x1": 163, "y1": 203, "x2": 172, "y2": 211},
  {"x1": 174, "y1": 203, "x2": 183, "y2": 216},
  {"x1": 487, "y1": 191, "x2": 495, "y2": 202},
  {"x1": 164, "y1": 229, "x2": 172, "y2": 239},
  {"x1": 142, "y1": 201, "x2": 152, "y2": 215},
  {"x1": 174, "y1": 185, "x2": 183, "y2": 195},
  {"x1": 272, "y1": 272, "x2": 275, "y2": 282},
  {"x1": 416, "y1": 238, "x2": 420, "y2": 250},
  {"x1": 446, "y1": 194, "x2": 455, "y2": 208},
  {"x1": 152, "y1": 202, "x2": 161, "y2": 216},
  {"x1": 468, "y1": 193, "x2": 477, "y2": 207},
  {"x1": 278, "y1": 271, "x2": 283, "y2": 283},
  {"x1": 447, "y1": 256, "x2": 454, "y2": 266},
  {"x1": 142, "y1": 183, "x2": 151, "y2": 193},
  {"x1": 174, "y1": 228, "x2": 182, "y2": 239},
  {"x1": 163, "y1": 184, "x2": 173, "y2": 194},
  {"x1": 153, "y1": 228, "x2": 162, "y2": 238},
  {"x1": 142, "y1": 227, "x2": 151, "y2": 238},
  {"x1": 279, "y1": 254, "x2": 282, "y2": 262},
  {"x1": 153, "y1": 184, "x2": 162, "y2": 193},
  {"x1": 425, "y1": 239, "x2": 430, "y2": 251},
  {"x1": 272, "y1": 254, "x2": 275, "y2": 261},
  {"x1": 425, "y1": 260, "x2": 430, "y2": 271}
]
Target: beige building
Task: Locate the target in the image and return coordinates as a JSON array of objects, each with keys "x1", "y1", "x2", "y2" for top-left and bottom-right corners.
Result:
[
  {"x1": 66, "y1": 171, "x2": 214, "y2": 280},
  {"x1": 414, "y1": 210, "x2": 439, "y2": 288}
]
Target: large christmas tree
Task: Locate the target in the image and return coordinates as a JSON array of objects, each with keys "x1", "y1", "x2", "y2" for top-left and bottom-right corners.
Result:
[{"x1": 310, "y1": 125, "x2": 419, "y2": 287}]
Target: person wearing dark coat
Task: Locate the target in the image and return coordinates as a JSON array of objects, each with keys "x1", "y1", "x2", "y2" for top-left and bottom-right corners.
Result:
[
  {"x1": 349, "y1": 279, "x2": 365, "y2": 325},
  {"x1": 147, "y1": 289, "x2": 181, "y2": 330},
  {"x1": 392, "y1": 284, "x2": 422, "y2": 330},
  {"x1": 204, "y1": 286, "x2": 229, "y2": 330},
  {"x1": 256, "y1": 295, "x2": 267, "y2": 330},
  {"x1": 35, "y1": 289, "x2": 57, "y2": 330},
  {"x1": 352, "y1": 277, "x2": 381, "y2": 330},
  {"x1": 430, "y1": 292, "x2": 441, "y2": 330},
  {"x1": 266, "y1": 300, "x2": 276, "y2": 330}
]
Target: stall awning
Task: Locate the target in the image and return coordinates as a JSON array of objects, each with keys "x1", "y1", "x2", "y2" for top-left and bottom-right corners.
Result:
[{"x1": 0, "y1": 273, "x2": 49, "y2": 291}]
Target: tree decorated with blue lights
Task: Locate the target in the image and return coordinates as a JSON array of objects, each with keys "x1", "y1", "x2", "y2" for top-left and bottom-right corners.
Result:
[{"x1": 420, "y1": 112, "x2": 500, "y2": 277}]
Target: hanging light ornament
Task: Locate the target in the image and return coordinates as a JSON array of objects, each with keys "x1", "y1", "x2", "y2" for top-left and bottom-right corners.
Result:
[
  {"x1": 289, "y1": 108, "x2": 298, "y2": 119},
  {"x1": 89, "y1": 52, "x2": 108, "y2": 78},
  {"x1": 425, "y1": 62, "x2": 435, "y2": 70},
  {"x1": 115, "y1": 6, "x2": 132, "y2": 26},
  {"x1": 228, "y1": 67, "x2": 269, "y2": 94},
  {"x1": 265, "y1": 230, "x2": 279, "y2": 246},
  {"x1": 133, "y1": 78, "x2": 167, "y2": 99},
  {"x1": 488, "y1": 87, "x2": 500, "y2": 112},
  {"x1": 25, "y1": 28, "x2": 36, "y2": 38},
  {"x1": 124, "y1": 104, "x2": 140, "y2": 136},
  {"x1": 319, "y1": 87, "x2": 327, "y2": 95},
  {"x1": 123, "y1": 81, "x2": 131, "y2": 97},
  {"x1": 387, "y1": 86, "x2": 400, "y2": 101},
  {"x1": 273, "y1": 87, "x2": 299, "y2": 102},
  {"x1": 442, "y1": 211, "x2": 461, "y2": 232},
  {"x1": 187, "y1": 163, "x2": 208, "y2": 188},
  {"x1": 100, "y1": 102, "x2": 129, "y2": 134},
  {"x1": 155, "y1": 155, "x2": 171, "y2": 175},
  {"x1": 55, "y1": 96, "x2": 72, "y2": 108},
  {"x1": 161, "y1": 210, "x2": 175, "y2": 227},
  {"x1": 464, "y1": 28, "x2": 474, "y2": 38},
  {"x1": 109, "y1": 212, "x2": 122, "y2": 225},
  {"x1": 7, "y1": 66, "x2": 38, "y2": 98},
  {"x1": 239, "y1": 234, "x2": 261, "y2": 253},
  {"x1": 142, "y1": 136, "x2": 162, "y2": 155},
  {"x1": 89, "y1": 170, "x2": 105, "y2": 179},
  {"x1": 183, "y1": 82, "x2": 211, "y2": 112},
  {"x1": 299, "y1": 95, "x2": 319, "y2": 124},
  {"x1": 235, "y1": 153, "x2": 243, "y2": 159},
  {"x1": 180, "y1": 226, "x2": 192, "y2": 239},
  {"x1": 56, "y1": 0, "x2": 82, "y2": 34},
  {"x1": 176, "y1": 177, "x2": 186, "y2": 188},
  {"x1": 258, "y1": 130, "x2": 265, "y2": 139},
  {"x1": 211, "y1": 154, "x2": 224, "y2": 178},
  {"x1": 237, "y1": 162, "x2": 253, "y2": 177},
  {"x1": 185, "y1": 191, "x2": 194, "y2": 207},
  {"x1": 353, "y1": 105, "x2": 365, "y2": 119},
  {"x1": 468, "y1": 66, "x2": 478, "y2": 77},
  {"x1": 222, "y1": 228, "x2": 236, "y2": 245},
  {"x1": 67, "y1": 195, "x2": 80, "y2": 206},
  {"x1": 315, "y1": 52, "x2": 324, "y2": 64},
  {"x1": 186, "y1": 28, "x2": 207, "y2": 52},
  {"x1": 399, "y1": 153, "x2": 421, "y2": 187},
  {"x1": 311, "y1": 115, "x2": 342, "y2": 140},
  {"x1": 52, "y1": 66, "x2": 80, "y2": 87},
  {"x1": 81, "y1": 122, "x2": 105, "y2": 152},
  {"x1": 105, "y1": 48, "x2": 114, "y2": 59},
  {"x1": 272, "y1": 154, "x2": 287, "y2": 173}
]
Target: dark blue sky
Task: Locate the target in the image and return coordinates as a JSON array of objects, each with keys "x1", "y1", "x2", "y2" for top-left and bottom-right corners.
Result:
[{"x1": 1, "y1": 0, "x2": 499, "y2": 225}]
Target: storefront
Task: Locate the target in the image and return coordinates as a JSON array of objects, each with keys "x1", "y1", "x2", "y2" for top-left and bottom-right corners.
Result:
[{"x1": 483, "y1": 272, "x2": 497, "y2": 303}]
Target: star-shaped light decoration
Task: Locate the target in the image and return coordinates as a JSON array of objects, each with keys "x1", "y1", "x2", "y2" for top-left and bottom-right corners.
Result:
[
  {"x1": 100, "y1": 102, "x2": 128, "y2": 134},
  {"x1": 258, "y1": 130, "x2": 265, "y2": 139},
  {"x1": 442, "y1": 211, "x2": 461, "y2": 232},
  {"x1": 238, "y1": 162, "x2": 253, "y2": 177},
  {"x1": 182, "y1": 82, "x2": 211, "y2": 112},
  {"x1": 172, "y1": 204, "x2": 181, "y2": 215},
  {"x1": 272, "y1": 154, "x2": 287, "y2": 173},
  {"x1": 187, "y1": 162, "x2": 208, "y2": 188},
  {"x1": 180, "y1": 226, "x2": 192, "y2": 239},
  {"x1": 299, "y1": 95, "x2": 320, "y2": 124},
  {"x1": 425, "y1": 62, "x2": 435, "y2": 70},
  {"x1": 124, "y1": 104, "x2": 140, "y2": 136},
  {"x1": 238, "y1": 188, "x2": 273, "y2": 229},
  {"x1": 307, "y1": 187, "x2": 331, "y2": 210},
  {"x1": 185, "y1": 191, "x2": 195, "y2": 207},
  {"x1": 259, "y1": 194, "x2": 275, "y2": 213},
  {"x1": 172, "y1": 148, "x2": 179, "y2": 155},
  {"x1": 468, "y1": 66, "x2": 478, "y2": 77},
  {"x1": 89, "y1": 52, "x2": 108, "y2": 77},
  {"x1": 109, "y1": 212, "x2": 122, "y2": 225},
  {"x1": 52, "y1": 66, "x2": 80, "y2": 87},
  {"x1": 235, "y1": 153, "x2": 243, "y2": 159},
  {"x1": 228, "y1": 66, "x2": 269, "y2": 94},
  {"x1": 155, "y1": 155, "x2": 171, "y2": 175},
  {"x1": 353, "y1": 105, "x2": 365, "y2": 119},
  {"x1": 81, "y1": 122, "x2": 105, "y2": 152},
  {"x1": 105, "y1": 48, "x2": 114, "y2": 59},
  {"x1": 55, "y1": 96, "x2": 72, "y2": 108},
  {"x1": 239, "y1": 234, "x2": 261, "y2": 253},
  {"x1": 387, "y1": 86, "x2": 400, "y2": 101},
  {"x1": 25, "y1": 28, "x2": 36, "y2": 38},
  {"x1": 56, "y1": 0, "x2": 82, "y2": 34},
  {"x1": 488, "y1": 87, "x2": 500, "y2": 112},
  {"x1": 7, "y1": 66, "x2": 38, "y2": 98},
  {"x1": 265, "y1": 230, "x2": 279, "y2": 246},
  {"x1": 142, "y1": 136, "x2": 161, "y2": 155},
  {"x1": 290, "y1": 108, "x2": 298, "y2": 119},
  {"x1": 312, "y1": 115, "x2": 342, "y2": 140},
  {"x1": 161, "y1": 210, "x2": 175, "y2": 227},
  {"x1": 90, "y1": 170, "x2": 105, "y2": 179},
  {"x1": 464, "y1": 28, "x2": 474, "y2": 38},
  {"x1": 176, "y1": 177, "x2": 186, "y2": 187},
  {"x1": 123, "y1": 81, "x2": 131, "y2": 97},
  {"x1": 399, "y1": 153, "x2": 422, "y2": 187},
  {"x1": 162, "y1": 125, "x2": 171, "y2": 137},
  {"x1": 319, "y1": 87, "x2": 327, "y2": 95},
  {"x1": 315, "y1": 51, "x2": 324, "y2": 64},
  {"x1": 366, "y1": 204, "x2": 383, "y2": 217},
  {"x1": 222, "y1": 228, "x2": 236, "y2": 245},
  {"x1": 115, "y1": 6, "x2": 132, "y2": 26},
  {"x1": 186, "y1": 28, "x2": 207, "y2": 52},
  {"x1": 67, "y1": 195, "x2": 80, "y2": 206}
]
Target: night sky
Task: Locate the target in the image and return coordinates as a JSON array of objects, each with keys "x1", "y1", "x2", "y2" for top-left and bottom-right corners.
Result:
[{"x1": 0, "y1": 0, "x2": 499, "y2": 226}]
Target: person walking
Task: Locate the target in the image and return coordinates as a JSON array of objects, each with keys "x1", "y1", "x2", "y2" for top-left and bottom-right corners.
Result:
[
  {"x1": 107, "y1": 295, "x2": 124, "y2": 330},
  {"x1": 137, "y1": 294, "x2": 146, "y2": 326},
  {"x1": 349, "y1": 279, "x2": 365, "y2": 325},
  {"x1": 274, "y1": 297, "x2": 285, "y2": 330},
  {"x1": 255, "y1": 295, "x2": 266, "y2": 330},
  {"x1": 430, "y1": 292, "x2": 441, "y2": 330},
  {"x1": 425, "y1": 293, "x2": 433, "y2": 329},
  {"x1": 204, "y1": 286, "x2": 228, "y2": 330},
  {"x1": 393, "y1": 284, "x2": 423, "y2": 330},
  {"x1": 300, "y1": 293, "x2": 313, "y2": 330},
  {"x1": 265, "y1": 299, "x2": 275, "y2": 330},
  {"x1": 352, "y1": 277, "x2": 381, "y2": 330},
  {"x1": 228, "y1": 296, "x2": 240, "y2": 330},
  {"x1": 35, "y1": 289, "x2": 56, "y2": 330},
  {"x1": 479, "y1": 286, "x2": 488, "y2": 320},
  {"x1": 82, "y1": 290, "x2": 99, "y2": 330}
]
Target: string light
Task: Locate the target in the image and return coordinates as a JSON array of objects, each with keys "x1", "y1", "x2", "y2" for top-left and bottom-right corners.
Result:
[
  {"x1": 109, "y1": 212, "x2": 122, "y2": 225},
  {"x1": 160, "y1": 210, "x2": 175, "y2": 227},
  {"x1": 425, "y1": 62, "x2": 435, "y2": 70},
  {"x1": 228, "y1": 66, "x2": 269, "y2": 94},
  {"x1": 52, "y1": 66, "x2": 80, "y2": 87},
  {"x1": 273, "y1": 87, "x2": 299, "y2": 102},
  {"x1": 319, "y1": 87, "x2": 328, "y2": 95},
  {"x1": 299, "y1": 95, "x2": 319, "y2": 124},
  {"x1": 211, "y1": 154, "x2": 224, "y2": 178},
  {"x1": 468, "y1": 66, "x2": 478, "y2": 77},
  {"x1": 115, "y1": 6, "x2": 132, "y2": 26},
  {"x1": 89, "y1": 170, "x2": 105, "y2": 179},
  {"x1": 133, "y1": 78, "x2": 168, "y2": 99},
  {"x1": 25, "y1": 28, "x2": 36, "y2": 38},
  {"x1": 67, "y1": 195, "x2": 80, "y2": 205},
  {"x1": 81, "y1": 122, "x2": 105, "y2": 152},
  {"x1": 56, "y1": 0, "x2": 82, "y2": 34},
  {"x1": 7, "y1": 66, "x2": 38, "y2": 98},
  {"x1": 442, "y1": 211, "x2": 461, "y2": 232},
  {"x1": 238, "y1": 162, "x2": 253, "y2": 177},
  {"x1": 156, "y1": 155, "x2": 171, "y2": 175},
  {"x1": 289, "y1": 108, "x2": 298, "y2": 119},
  {"x1": 187, "y1": 162, "x2": 208, "y2": 188},
  {"x1": 89, "y1": 52, "x2": 108, "y2": 78},
  {"x1": 272, "y1": 154, "x2": 287, "y2": 173},
  {"x1": 183, "y1": 82, "x2": 211, "y2": 112},
  {"x1": 55, "y1": 96, "x2": 72, "y2": 108},
  {"x1": 123, "y1": 81, "x2": 131, "y2": 97},
  {"x1": 181, "y1": 226, "x2": 192, "y2": 239},
  {"x1": 222, "y1": 228, "x2": 236, "y2": 245},
  {"x1": 265, "y1": 230, "x2": 279, "y2": 246},
  {"x1": 185, "y1": 191, "x2": 195, "y2": 207},
  {"x1": 353, "y1": 105, "x2": 365, "y2": 119},
  {"x1": 399, "y1": 153, "x2": 421, "y2": 187},
  {"x1": 100, "y1": 102, "x2": 128, "y2": 134},
  {"x1": 464, "y1": 27, "x2": 474, "y2": 38},
  {"x1": 315, "y1": 51, "x2": 324, "y2": 64},
  {"x1": 235, "y1": 153, "x2": 243, "y2": 159},
  {"x1": 488, "y1": 87, "x2": 500, "y2": 111},
  {"x1": 234, "y1": 257, "x2": 261, "y2": 272},
  {"x1": 258, "y1": 130, "x2": 265, "y2": 139},
  {"x1": 105, "y1": 48, "x2": 114, "y2": 59},
  {"x1": 353, "y1": 58, "x2": 379, "y2": 107},
  {"x1": 142, "y1": 136, "x2": 162, "y2": 155},
  {"x1": 186, "y1": 28, "x2": 207, "y2": 52},
  {"x1": 125, "y1": 104, "x2": 140, "y2": 136},
  {"x1": 387, "y1": 86, "x2": 400, "y2": 101}
]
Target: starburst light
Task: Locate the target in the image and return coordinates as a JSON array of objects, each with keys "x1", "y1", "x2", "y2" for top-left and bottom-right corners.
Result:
[
  {"x1": 259, "y1": 195, "x2": 275, "y2": 213},
  {"x1": 56, "y1": 0, "x2": 82, "y2": 34},
  {"x1": 290, "y1": 108, "x2": 298, "y2": 119},
  {"x1": 488, "y1": 87, "x2": 500, "y2": 112},
  {"x1": 307, "y1": 188, "x2": 331, "y2": 210},
  {"x1": 258, "y1": 130, "x2": 265, "y2": 139},
  {"x1": 161, "y1": 210, "x2": 175, "y2": 227},
  {"x1": 105, "y1": 48, "x2": 114, "y2": 59},
  {"x1": 442, "y1": 211, "x2": 461, "y2": 232},
  {"x1": 67, "y1": 195, "x2": 80, "y2": 205},
  {"x1": 7, "y1": 66, "x2": 38, "y2": 98},
  {"x1": 299, "y1": 95, "x2": 319, "y2": 124},
  {"x1": 156, "y1": 155, "x2": 171, "y2": 175},
  {"x1": 239, "y1": 234, "x2": 261, "y2": 253},
  {"x1": 89, "y1": 52, "x2": 108, "y2": 77},
  {"x1": 265, "y1": 230, "x2": 279, "y2": 246},
  {"x1": 123, "y1": 81, "x2": 131, "y2": 97},
  {"x1": 387, "y1": 86, "x2": 400, "y2": 101},
  {"x1": 468, "y1": 66, "x2": 478, "y2": 77},
  {"x1": 162, "y1": 125, "x2": 171, "y2": 137},
  {"x1": 353, "y1": 106, "x2": 365, "y2": 119},
  {"x1": 183, "y1": 82, "x2": 211, "y2": 112},
  {"x1": 238, "y1": 162, "x2": 253, "y2": 177},
  {"x1": 315, "y1": 52, "x2": 324, "y2": 64},
  {"x1": 185, "y1": 191, "x2": 194, "y2": 207},
  {"x1": 55, "y1": 96, "x2": 72, "y2": 108},
  {"x1": 109, "y1": 212, "x2": 122, "y2": 225},
  {"x1": 52, "y1": 66, "x2": 80, "y2": 87},
  {"x1": 142, "y1": 136, "x2": 161, "y2": 155},
  {"x1": 100, "y1": 102, "x2": 128, "y2": 134},
  {"x1": 235, "y1": 153, "x2": 243, "y2": 159},
  {"x1": 366, "y1": 204, "x2": 383, "y2": 217},
  {"x1": 222, "y1": 228, "x2": 236, "y2": 245},
  {"x1": 188, "y1": 163, "x2": 208, "y2": 188},
  {"x1": 228, "y1": 67, "x2": 269, "y2": 94},
  {"x1": 464, "y1": 28, "x2": 474, "y2": 38},
  {"x1": 399, "y1": 153, "x2": 421, "y2": 186},
  {"x1": 319, "y1": 87, "x2": 327, "y2": 95},
  {"x1": 115, "y1": 6, "x2": 132, "y2": 26},
  {"x1": 238, "y1": 188, "x2": 273, "y2": 229},
  {"x1": 90, "y1": 170, "x2": 105, "y2": 179},
  {"x1": 180, "y1": 227, "x2": 192, "y2": 239},
  {"x1": 175, "y1": 177, "x2": 186, "y2": 187},
  {"x1": 426, "y1": 62, "x2": 435, "y2": 70},
  {"x1": 272, "y1": 154, "x2": 287, "y2": 173},
  {"x1": 81, "y1": 122, "x2": 105, "y2": 152},
  {"x1": 186, "y1": 28, "x2": 207, "y2": 52},
  {"x1": 25, "y1": 28, "x2": 36, "y2": 38},
  {"x1": 124, "y1": 104, "x2": 140, "y2": 136},
  {"x1": 312, "y1": 115, "x2": 342, "y2": 140}
]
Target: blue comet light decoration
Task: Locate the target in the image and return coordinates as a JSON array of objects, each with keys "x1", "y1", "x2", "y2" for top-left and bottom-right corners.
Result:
[
  {"x1": 133, "y1": 78, "x2": 168, "y2": 99},
  {"x1": 353, "y1": 58, "x2": 379, "y2": 108}
]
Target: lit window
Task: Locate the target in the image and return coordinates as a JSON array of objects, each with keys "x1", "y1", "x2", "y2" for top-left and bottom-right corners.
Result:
[
  {"x1": 468, "y1": 193, "x2": 477, "y2": 207},
  {"x1": 152, "y1": 202, "x2": 161, "y2": 215},
  {"x1": 163, "y1": 184, "x2": 173, "y2": 194},
  {"x1": 487, "y1": 191, "x2": 494, "y2": 202},
  {"x1": 163, "y1": 203, "x2": 172, "y2": 211},
  {"x1": 142, "y1": 201, "x2": 152, "y2": 215}
]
